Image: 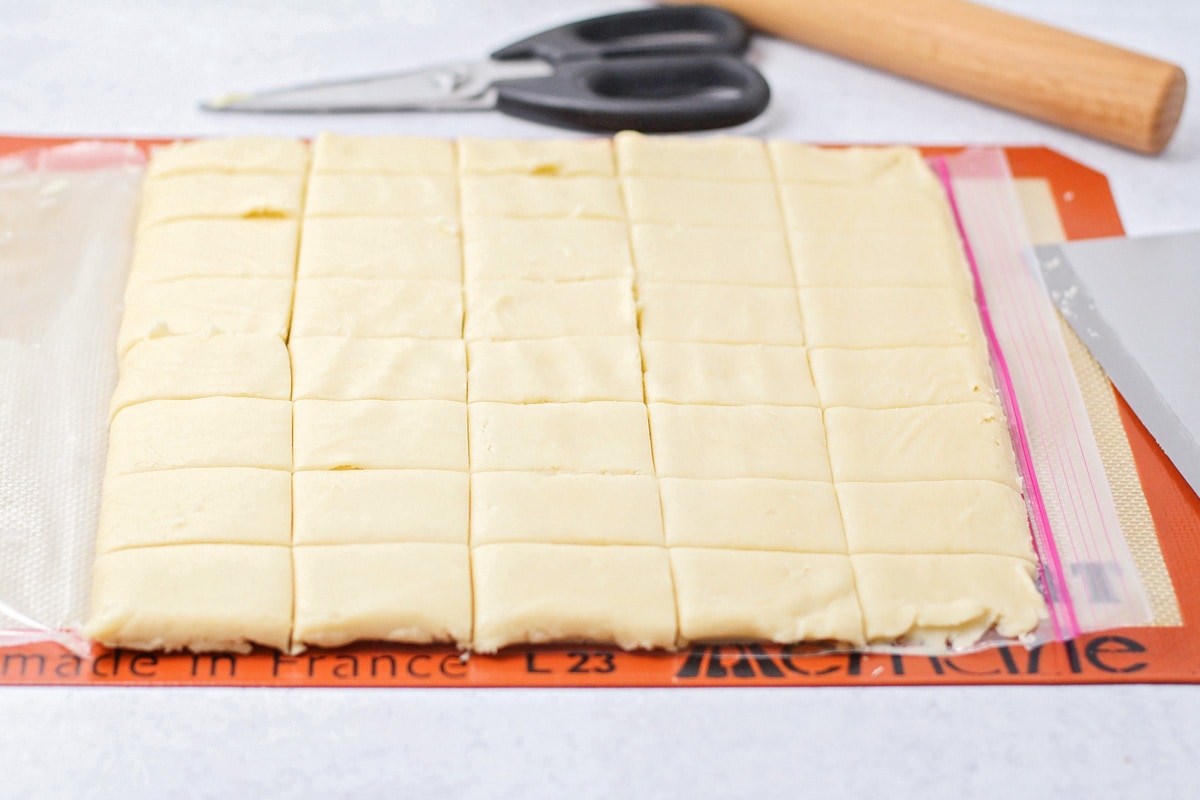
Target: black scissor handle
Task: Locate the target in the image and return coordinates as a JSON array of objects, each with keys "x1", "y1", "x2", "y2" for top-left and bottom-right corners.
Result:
[
  {"x1": 493, "y1": 54, "x2": 769, "y2": 133},
  {"x1": 491, "y1": 6, "x2": 749, "y2": 65}
]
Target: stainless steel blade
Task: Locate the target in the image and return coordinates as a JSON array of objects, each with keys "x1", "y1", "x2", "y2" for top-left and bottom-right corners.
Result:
[
  {"x1": 1037, "y1": 231, "x2": 1200, "y2": 497},
  {"x1": 203, "y1": 58, "x2": 554, "y2": 113}
]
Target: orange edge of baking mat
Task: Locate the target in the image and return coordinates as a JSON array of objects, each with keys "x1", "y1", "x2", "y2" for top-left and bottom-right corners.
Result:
[{"x1": 1, "y1": 137, "x2": 1196, "y2": 688}]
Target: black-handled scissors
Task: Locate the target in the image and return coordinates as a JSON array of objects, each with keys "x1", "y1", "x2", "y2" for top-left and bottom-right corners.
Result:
[{"x1": 203, "y1": 6, "x2": 770, "y2": 133}]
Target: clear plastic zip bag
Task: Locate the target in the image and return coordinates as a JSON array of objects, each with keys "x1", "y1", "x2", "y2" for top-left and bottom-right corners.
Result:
[
  {"x1": 934, "y1": 148, "x2": 1152, "y2": 645},
  {"x1": 0, "y1": 142, "x2": 144, "y2": 655}
]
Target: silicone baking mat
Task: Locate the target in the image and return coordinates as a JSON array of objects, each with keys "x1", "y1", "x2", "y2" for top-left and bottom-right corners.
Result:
[{"x1": 1, "y1": 137, "x2": 1196, "y2": 687}]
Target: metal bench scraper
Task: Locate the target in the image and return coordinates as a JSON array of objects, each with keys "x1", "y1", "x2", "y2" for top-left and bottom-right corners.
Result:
[{"x1": 1036, "y1": 232, "x2": 1200, "y2": 498}]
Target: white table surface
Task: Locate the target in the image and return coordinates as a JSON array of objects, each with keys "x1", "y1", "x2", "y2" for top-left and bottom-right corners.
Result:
[{"x1": 2, "y1": 1, "x2": 1198, "y2": 797}]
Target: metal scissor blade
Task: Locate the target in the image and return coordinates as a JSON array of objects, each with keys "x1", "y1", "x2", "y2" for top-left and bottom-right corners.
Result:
[{"x1": 202, "y1": 58, "x2": 554, "y2": 114}]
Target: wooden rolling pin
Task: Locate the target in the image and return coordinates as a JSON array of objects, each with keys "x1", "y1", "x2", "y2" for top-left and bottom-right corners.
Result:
[{"x1": 683, "y1": 0, "x2": 1187, "y2": 154}]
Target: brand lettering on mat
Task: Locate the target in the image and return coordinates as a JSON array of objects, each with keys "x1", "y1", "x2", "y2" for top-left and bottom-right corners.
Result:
[
  {"x1": 0, "y1": 635, "x2": 1151, "y2": 682},
  {"x1": 671, "y1": 636, "x2": 1150, "y2": 681}
]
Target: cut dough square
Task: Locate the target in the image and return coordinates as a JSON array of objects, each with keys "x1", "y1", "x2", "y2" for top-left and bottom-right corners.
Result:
[
  {"x1": 471, "y1": 472, "x2": 663, "y2": 546},
  {"x1": 293, "y1": 399, "x2": 467, "y2": 471},
  {"x1": 117, "y1": 278, "x2": 293, "y2": 356},
  {"x1": 810, "y1": 346, "x2": 995, "y2": 408},
  {"x1": 293, "y1": 543, "x2": 472, "y2": 648},
  {"x1": 462, "y1": 217, "x2": 632, "y2": 281},
  {"x1": 824, "y1": 403, "x2": 1019, "y2": 486},
  {"x1": 458, "y1": 137, "x2": 614, "y2": 176},
  {"x1": 615, "y1": 131, "x2": 771, "y2": 180},
  {"x1": 670, "y1": 549, "x2": 864, "y2": 645},
  {"x1": 799, "y1": 287, "x2": 982, "y2": 348},
  {"x1": 290, "y1": 337, "x2": 466, "y2": 401},
  {"x1": 291, "y1": 278, "x2": 462, "y2": 339},
  {"x1": 106, "y1": 398, "x2": 291, "y2": 476},
  {"x1": 304, "y1": 174, "x2": 458, "y2": 217},
  {"x1": 467, "y1": 336, "x2": 643, "y2": 403},
  {"x1": 139, "y1": 173, "x2": 305, "y2": 227},
  {"x1": 128, "y1": 218, "x2": 299, "y2": 283},
  {"x1": 630, "y1": 224, "x2": 792, "y2": 285},
  {"x1": 622, "y1": 177, "x2": 782, "y2": 228},
  {"x1": 460, "y1": 175, "x2": 625, "y2": 219},
  {"x1": 146, "y1": 137, "x2": 309, "y2": 178},
  {"x1": 851, "y1": 553, "x2": 1045, "y2": 645},
  {"x1": 648, "y1": 404, "x2": 831, "y2": 480},
  {"x1": 768, "y1": 143, "x2": 933, "y2": 186},
  {"x1": 641, "y1": 342, "x2": 818, "y2": 406},
  {"x1": 96, "y1": 468, "x2": 291, "y2": 552},
  {"x1": 468, "y1": 401, "x2": 653, "y2": 474},
  {"x1": 85, "y1": 544, "x2": 293, "y2": 653},
  {"x1": 837, "y1": 481, "x2": 1034, "y2": 559},
  {"x1": 660, "y1": 478, "x2": 845, "y2": 552},
  {"x1": 311, "y1": 133, "x2": 455, "y2": 175},
  {"x1": 788, "y1": 226, "x2": 971, "y2": 288},
  {"x1": 112, "y1": 334, "x2": 291, "y2": 417},
  {"x1": 778, "y1": 183, "x2": 948, "y2": 233},
  {"x1": 297, "y1": 217, "x2": 461, "y2": 281},
  {"x1": 471, "y1": 543, "x2": 677, "y2": 652},
  {"x1": 293, "y1": 470, "x2": 468, "y2": 545},
  {"x1": 464, "y1": 279, "x2": 637, "y2": 340},
  {"x1": 638, "y1": 283, "x2": 804, "y2": 345}
]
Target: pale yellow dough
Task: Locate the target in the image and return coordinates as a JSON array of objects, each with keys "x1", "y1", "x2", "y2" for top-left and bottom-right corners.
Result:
[
  {"x1": 96, "y1": 468, "x2": 291, "y2": 552},
  {"x1": 838, "y1": 481, "x2": 1035, "y2": 559},
  {"x1": 293, "y1": 399, "x2": 467, "y2": 471},
  {"x1": 768, "y1": 143, "x2": 933, "y2": 186},
  {"x1": 461, "y1": 175, "x2": 625, "y2": 219},
  {"x1": 293, "y1": 470, "x2": 469, "y2": 545},
  {"x1": 788, "y1": 226, "x2": 971, "y2": 288},
  {"x1": 778, "y1": 182, "x2": 949, "y2": 233},
  {"x1": 311, "y1": 133, "x2": 455, "y2": 175},
  {"x1": 630, "y1": 224, "x2": 792, "y2": 285},
  {"x1": 810, "y1": 346, "x2": 995, "y2": 408},
  {"x1": 615, "y1": 132, "x2": 771, "y2": 180},
  {"x1": 128, "y1": 218, "x2": 299, "y2": 283},
  {"x1": 304, "y1": 174, "x2": 458, "y2": 218},
  {"x1": 297, "y1": 217, "x2": 461, "y2": 280},
  {"x1": 147, "y1": 137, "x2": 309, "y2": 178},
  {"x1": 86, "y1": 544, "x2": 293, "y2": 653},
  {"x1": 304, "y1": 173, "x2": 458, "y2": 219},
  {"x1": 670, "y1": 548, "x2": 864, "y2": 645},
  {"x1": 292, "y1": 543, "x2": 472, "y2": 648},
  {"x1": 290, "y1": 337, "x2": 466, "y2": 401},
  {"x1": 458, "y1": 138, "x2": 614, "y2": 176},
  {"x1": 468, "y1": 401, "x2": 653, "y2": 474},
  {"x1": 799, "y1": 287, "x2": 982, "y2": 348},
  {"x1": 660, "y1": 478, "x2": 845, "y2": 552},
  {"x1": 462, "y1": 217, "x2": 632, "y2": 281},
  {"x1": 638, "y1": 283, "x2": 804, "y2": 345},
  {"x1": 471, "y1": 543, "x2": 677, "y2": 652},
  {"x1": 117, "y1": 278, "x2": 293, "y2": 357},
  {"x1": 112, "y1": 334, "x2": 290, "y2": 416},
  {"x1": 852, "y1": 554, "x2": 1045, "y2": 646},
  {"x1": 139, "y1": 173, "x2": 305, "y2": 227},
  {"x1": 291, "y1": 278, "x2": 462, "y2": 339},
  {"x1": 97, "y1": 136, "x2": 1041, "y2": 654},
  {"x1": 824, "y1": 403, "x2": 1019, "y2": 486},
  {"x1": 464, "y1": 279, "x2": 637, "y2": 340},
  {"x1": 649, "y1": 404, "x2": 831, "y2": 480},
  {"x1": 471, "y1": 472, "x2": 663, "y2": 546},
  {"x1": 106, "y1": 398, "x2": 291, "y2": 476},
  {"x1": 641, "y1": 342, "x2": 818, "y2": 406},
  {"x1": 467, "y1": 337, "x2": 643, "y2": 403},
  {"x1": 622, "y1": 177, "x2": 782, "y2": 228}
]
